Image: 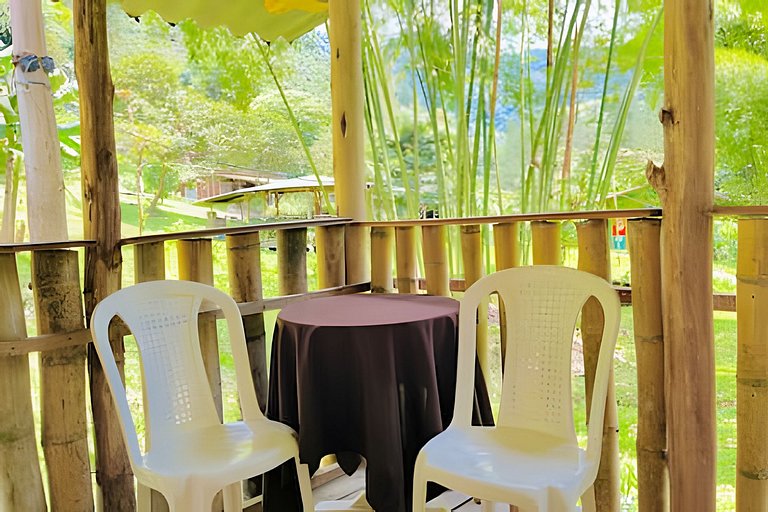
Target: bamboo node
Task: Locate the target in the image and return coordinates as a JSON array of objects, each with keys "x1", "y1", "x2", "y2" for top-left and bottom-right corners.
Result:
[
  {"x1": 740, "y1": 468, "x2": 768, "y2": 481},
  {"x1": 737, "y1": 377, "x2": 768, "y2": 387},
  {"x1": 636, "y1": 334, "x2": 663, "y2": 344}
]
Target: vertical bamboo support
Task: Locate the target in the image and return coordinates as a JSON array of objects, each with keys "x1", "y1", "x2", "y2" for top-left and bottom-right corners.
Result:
[
  {"x1": 277, "y1": 228, "x2": 308, "y2": 295},
  {"x1": 736, "y1": 218, "x2": 768, "y2": 509},
  {"x1": 531, "y1": 221, "x2": 561, "y2": 265},
  {"x1": 345, "y1": 225, "x2": 371, "y2": 285},
  {"x1": 75, "y1": 0, "x2": 133, "y2": 506},
  {"x1": 316, "y1": 225, "x2": 346, "y2": 288},
  {"x1": 32, "y1": 250, "x2": 93, "y2": 511},
  {"x1": 462, "y1": 225, "x2": 489, "y2": 387},
  {"x1": 226, "y1": 233, "x2": 268, "y2": 411},
  {"x1": 422, "y1": 225, "x2": 450, "y2": 296},
  {"x1": 133, "y1": 241, "x2": 168, "y2": 512},
  {"x1": 493, "y1": 222, "x2": 520, "y2": 372},
  {"x1": 576, "y1": 220, "x2": 619, "y2": 512},
  {"x1": 628, "y1": 218, "x2": 669, "y2": 512},
  {"x1": 395, "y1": 226, "x2": 419, "y2": 294},
  {"x1": 371, "y1": 226, "x2": 395, "y2": 293},
  {"x1": 0, "y1": 254, "x2": 45, "y2": 511},
  {"x1": 656, "y1": 0, "x2": 715, "y2": 508},
  {"x1": 177, "y1": 239, "x2": 222, "y2": 418}
]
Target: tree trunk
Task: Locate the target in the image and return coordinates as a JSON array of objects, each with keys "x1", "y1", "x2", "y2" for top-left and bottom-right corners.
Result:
[{"x1": 74, "y1": 0, "x2": 134, "y2": 508}]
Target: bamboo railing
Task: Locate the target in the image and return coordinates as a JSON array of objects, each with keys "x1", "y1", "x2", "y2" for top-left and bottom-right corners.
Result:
[{"x1": 4, "y1": 207, "x2": 768, "y2": 512}]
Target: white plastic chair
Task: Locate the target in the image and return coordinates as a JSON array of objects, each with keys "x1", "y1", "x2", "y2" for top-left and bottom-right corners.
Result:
[
  {"x1": 412, "y1": 266, "x2": 621, "y2": 512},
  {"x1": 90, "y1": 280, "x2": 313, "y2": 512}
]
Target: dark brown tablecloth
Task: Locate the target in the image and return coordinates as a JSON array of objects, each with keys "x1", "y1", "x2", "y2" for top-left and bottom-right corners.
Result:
[{"x1": 263, "y1": 294, "x2": 493, "y2": 512}]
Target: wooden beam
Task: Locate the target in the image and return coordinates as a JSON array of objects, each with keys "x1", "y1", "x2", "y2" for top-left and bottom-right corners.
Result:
[
  {"x1": 656, "y1": 0, "x2": 715, "y2": 508},
  {"x1": 74, "y1": 0, "x2": 134, "y2": 508}
]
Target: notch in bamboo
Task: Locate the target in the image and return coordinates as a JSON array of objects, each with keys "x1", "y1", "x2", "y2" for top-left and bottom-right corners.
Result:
[
  {"x1": 576, "y1": 219, "x2": 619, "y2": 512},
  {"x1": 461, "y1": 224, "x2": 489, "y2": 387},
  {"x1": 316, "y1": 225, "x2": 346, "y2": 288},
  {"x1": 422, "y1": 225, "x2": 450, "y2": 297},
  {"x1": 0, "y1": 253, "x2": 45, "y2": 510},
  {"x1": 177, "y1": 239, "x2": 222, "y2": 419},
  {"x1": 32, "y1": 249, "x2": 94, "y2": 511},
  {"x1": 531, "y1": 220, "x2": 561, "y2": 265},
  {"x1": 395, "y1": 226, "x2": 420, "y2": 294},
  {"x1": 277, "y1": 228, "x2": 308, "y2": 295},
  {"x1": 627, "y1": 218, "x2": 669, "y2": 512},
  {"x1": 737, "y1": 219, "x2": 768, "y2": 509},
  {"x1": 371, "y1": 226, "x2": 395, "y2": 293}
]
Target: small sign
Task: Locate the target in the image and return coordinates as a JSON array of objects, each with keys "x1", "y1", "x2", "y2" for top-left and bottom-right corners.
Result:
[{"x1": 611, "y1": 218, "x2": 627, "y2": 250}]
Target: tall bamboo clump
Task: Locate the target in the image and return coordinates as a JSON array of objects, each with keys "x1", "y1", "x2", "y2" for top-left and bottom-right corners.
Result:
[{"x1": 736, "y1": 218, "x2": 768, "y2": 509}]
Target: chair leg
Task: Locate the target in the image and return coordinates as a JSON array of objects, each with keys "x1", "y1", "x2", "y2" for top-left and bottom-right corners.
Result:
[
  {"x1": 295, "y1": 456, "x2": 314, "y2": 512},
  {"x1": 166, "y1": 487, "x2": 214, "y2": 512},
  {"x1": 137, "y1": 483, "x2": 152, "y2": 512},
  {"x1": 411, "y1": 463, "x2": 427, "y2": 512},
  {"x1": 480, "y1": 500, "x2": 495, "y2": 512},
  {"x1": 580, "y1": 485, "x2": 596, "y2": 512},
  {"x1": 223, "y1": 482, "x2": 243, "y2": 512}
]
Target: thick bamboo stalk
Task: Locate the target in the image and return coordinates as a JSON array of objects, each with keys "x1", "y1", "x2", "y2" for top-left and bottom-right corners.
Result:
[
  {"x1": 226, "y1": 233, "x2": 268, "y2": 411},
  {"x1": 531, "y1": 220, "x2": 561, "y2": 265},
  {"x1": 32, "y1": 250, "x2": 93, "y2": 511},
  {"x1": 736, "y1": 219, "x2": 768, "y2": 509},
  {"x1": 422, "y1": 225, "x2": 450, "y2": 296},
  {"x1": 0, "y1": 254, "x2": 45, "y2": 511},
  {"x1": 345, "y1": 224, "x2": 371, "y2": 285},
  {"x1": 493, "y1": 222, "x2": 520, "y2": 271},
  {"x1": 177, "y1": 239, "x2": 222, "y2": 418},
  {"x1": 395, "y1": 226, "x2": 419, "y2": 294},
  {"x1": 655, "y1": 0, "x2": 715, "y2": 508},
  {"x1": 277, "y1": 228, "x2": 308, "y2": 295},
  {"x1": 628, "y1": 218, "x2": 669, "y2": 512},
  {"x1": 461, "y1": 225, "x2": 489, "y2": 386},
  {"x1": 316, "y1": 225, "x2": 346, "y2": 288},
  {"x1": 133, "y1": 242, "x2": 168, "y2": 512},
  {"x1": 75, "y1": 0, "x2": 133, "y2": 507},
  {"x1": 576, "y1": 220, "x2": 619, "y2": 512},
  {"x1": 370, "y1": 226, "x2": 395, "y2": 293},
  {"x1": 10, "y1": 0, "x2": 68, "y2": 241}
]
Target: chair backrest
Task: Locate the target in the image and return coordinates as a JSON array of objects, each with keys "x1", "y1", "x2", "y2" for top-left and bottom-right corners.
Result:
[
  {"x1": 90, "y1": 280, "x2": 263, "y2": 468},
  {"x1": 453, "y1": 266, "x2": 620, "y2": 454}
]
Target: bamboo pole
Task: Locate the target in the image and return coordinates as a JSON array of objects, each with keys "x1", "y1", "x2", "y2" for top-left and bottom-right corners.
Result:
[
  {"x1": 277, "y1": 228, "x2": 308, "y2": 295},
  {"x1": 9, "y1": 0, "x2": 68, "y2": 241},
  {"x1": 370, "y1": 226, "x2": 394, "y2": 293},
  {"x1": 531, "y1": 220, "x2": 561, "y2": 265},
  {"x1": 177, "y1": 239, "x2": 222, "y2": 418},
  {"x1": 329, "y1": 0, "x2": 368, "y2": 282},
  {"x1": 627, "y1": 218, "x2": 669, "y2": 512},
  {"x1": 133, "y1": 242, "x2": 168, "y2": 512},
  {"x1": 226, "y1": 233, "x2": 268, "y2": 411},
  {"x1": 736, "y1": 219, "x2": 768, "y2": 509},
  {"x1": 32, "y1": 250, "x2": 93, "y2": 511},
  {"x1": 576, "y1": 220, "x2": 619, "y2": 512},
  {"x1": 395, "y1": 226, "x2": 419, "y2": 294},
  {"x1": 493, "y1": 222, "x2": 520, "y2": 373},
  {"x1": 652, "y1": 0, "x2": 715, "y2": 508},
  {"x1": 422, "y1": 225, "x2": 450, "y2": 296},
  {"x1": 461, "y1": 225, "x2": 489, "y2": 387},
  {"x1": 316, "y1": 225, "x2": 346, "y2": 288},
  {"x1": 75, "y1": 0, "x2": 133, "y2": 507},
  {"x1": 0, "y1": 254, "x2": 45, "y2": 511}
]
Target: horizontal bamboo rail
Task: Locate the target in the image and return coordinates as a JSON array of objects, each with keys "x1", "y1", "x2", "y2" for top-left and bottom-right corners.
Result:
[{"x1": 0, "y1": 240, "x2": 96, "y2": 252}]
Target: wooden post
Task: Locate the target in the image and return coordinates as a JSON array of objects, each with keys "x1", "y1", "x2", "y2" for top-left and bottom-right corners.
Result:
[
  {"x1": 628, "y1": 218, "x2": 669, "y2": 512},
  {"x1": 461, "y1": 225, "x2": 489, "y2": 387},
  {"x1": 576, "y1": 220, "x2": 619, "y2": 512},
  {"x1": 653, "y1": 0, "x2": 715, "y2": 508},
  {"x1": 75, "y1": 0, "x2": 133, "y2": 508},
  {"x1": 10, "y1": 0, "x2": 68, "y2": 241},
  {"x1": 32, "y1": 250, "x2": 93, "y2": 511},
  {"x1": 422, "y1": 225, "x2": 450, "y2": 296},
  {"x1": 531, "y1": 220, "x2": 561, "y2": 265},
  {"x1": 316, "y1": 225, "x2": 346, "y2": 288},
  {"x1": 395, "y1": 226, "x2": 419, "y2": 294},
  {"x1": 177, "y1": 239, "x2": 222, "y2": 418},
  {"x1": 329, "y1": 0, "x2": 368, "y2": 282},
  {"x1": 277, "y1": 228, "x2": 308, "y2": 295},
  {"x1": 226, "y1": 233, "x2": 268, "y2": 411},
  {"x1": 736, "y1": 219, "x2": 768, "y2": 509},
  {"x1": 133, "y1": 242, "x2": 168, "y2": 512},
  {"x1": 0, "y1": 254, "x2": 46, "y2": 511},
  {"x1": 371, "y1": 226, "x2": 395, "y2": 293}
]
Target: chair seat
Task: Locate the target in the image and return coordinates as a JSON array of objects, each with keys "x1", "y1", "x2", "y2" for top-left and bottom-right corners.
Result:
[{"x1": 419, "y1": 426, "x2": 591, "y2": 507}]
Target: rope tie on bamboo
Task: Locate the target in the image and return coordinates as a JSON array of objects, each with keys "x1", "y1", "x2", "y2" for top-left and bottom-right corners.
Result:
[{"x1": 11, "y1": 52, "x2": 55, "y2": 89}]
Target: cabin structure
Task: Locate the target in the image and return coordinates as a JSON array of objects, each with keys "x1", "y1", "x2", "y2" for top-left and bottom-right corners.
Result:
[{"x1": 1, "y1": 0, "x2": 765, "y2": 512}]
